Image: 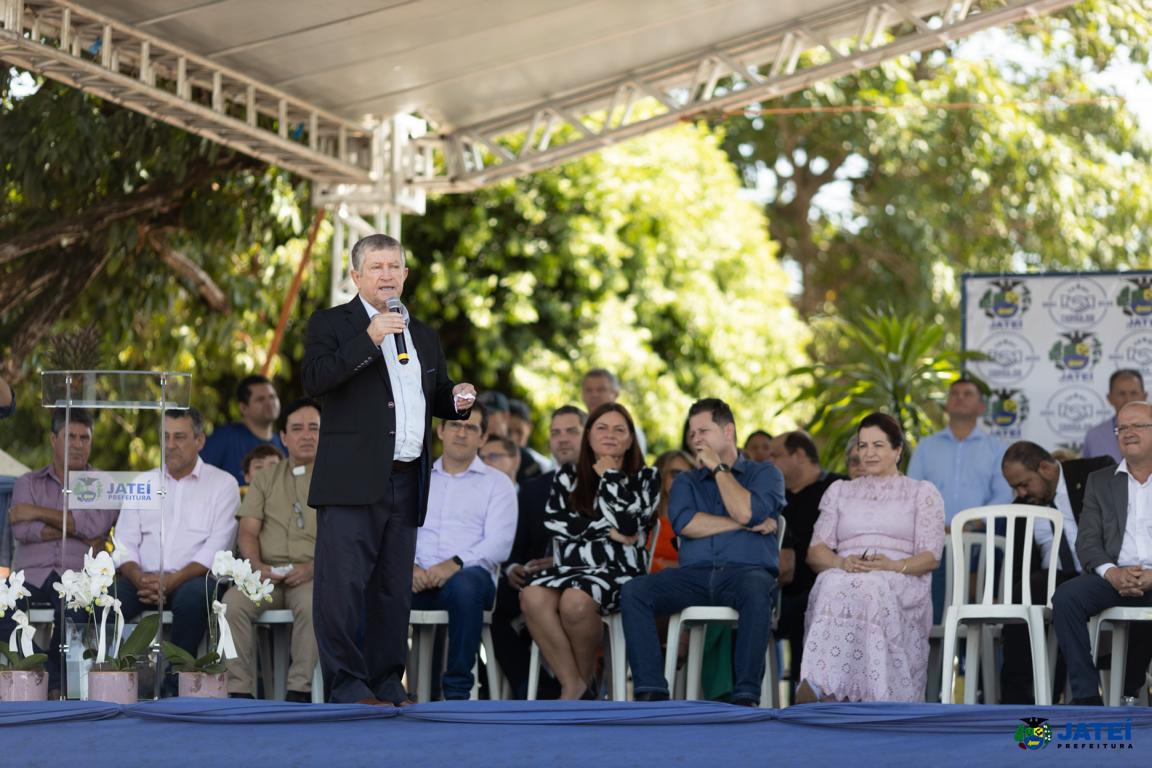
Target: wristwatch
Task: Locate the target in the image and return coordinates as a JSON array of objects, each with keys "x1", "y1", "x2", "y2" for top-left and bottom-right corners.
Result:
[
  {"x1": 711, "y1": 463, "x2": 731, "y2": 477},
  {"x1": 451, "y1": 555, "x2": 464, "y2": 568}
]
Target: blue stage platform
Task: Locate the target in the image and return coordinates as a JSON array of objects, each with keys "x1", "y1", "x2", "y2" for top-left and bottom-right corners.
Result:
[{"x1": 1, "y1": 700, "x2": 1147, "y2": 767}]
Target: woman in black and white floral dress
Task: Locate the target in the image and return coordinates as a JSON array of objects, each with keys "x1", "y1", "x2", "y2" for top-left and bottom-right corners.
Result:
[{"x1": 521, "y1": 403, "x2": 659, "y2": 699}]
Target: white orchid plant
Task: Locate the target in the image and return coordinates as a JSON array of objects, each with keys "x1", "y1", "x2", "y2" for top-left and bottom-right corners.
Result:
[
  {"x1": 161, "y1": 551, "x2": 273, "y2": 675},
  {"x1": 0, "y1": 570, "x2": 47, "y2": 672},
  {"x1": 52, "y1": 549, "x2": 161, "y2": 672}
]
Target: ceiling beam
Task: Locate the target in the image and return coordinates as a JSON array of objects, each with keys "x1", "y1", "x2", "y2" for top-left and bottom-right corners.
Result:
[{"x1": 0, "y1": 0, "x2": 374, "y2": 183}]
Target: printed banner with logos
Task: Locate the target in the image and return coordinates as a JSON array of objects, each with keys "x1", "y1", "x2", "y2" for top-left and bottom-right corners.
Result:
[{"x1": 962, "y1": 271, "x2": 1152, "y2": 454}]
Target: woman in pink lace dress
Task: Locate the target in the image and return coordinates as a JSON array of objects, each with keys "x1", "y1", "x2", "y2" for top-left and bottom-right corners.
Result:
[{"x1": 797, "y1": 412, "x2": 945, "y2": 702}]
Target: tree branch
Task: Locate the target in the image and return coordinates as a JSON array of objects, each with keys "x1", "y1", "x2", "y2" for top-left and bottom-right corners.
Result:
[
  {"x1": 145, "y1": 230, "x2": 230, "y2": 313},
  {"x1": 0, "y1": 154, "x2": 253, "y2": 265}
]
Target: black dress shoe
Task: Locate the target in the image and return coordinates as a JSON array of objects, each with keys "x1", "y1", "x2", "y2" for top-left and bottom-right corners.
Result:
[
  {"x1": 731, "y1": 698, "x2": 758, "y2": 708},
  {"x1": 285, "y1": 690, "x2": 311, "y2": 703},
  {"x1": 228, "y1": 693, "x2": 255, "y2": 699},
  {"x1": 633, "y1": 691, "x2": 670, "y2": 702},
  {"x1": 1070, "y1": 695, "x2": 1104, "y2": 706}
]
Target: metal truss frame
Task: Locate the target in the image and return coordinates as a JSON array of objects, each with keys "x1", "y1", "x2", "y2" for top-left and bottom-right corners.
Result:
[
  {"x1": 406, "y1": 0, "x2": 1080, "y2": 193},
  {"x1": 0, "y1": 0, "x2": 374, "y2": 184},
  {"x1": 0, "y1": 0, "x2": 1079, "y2": 303}
]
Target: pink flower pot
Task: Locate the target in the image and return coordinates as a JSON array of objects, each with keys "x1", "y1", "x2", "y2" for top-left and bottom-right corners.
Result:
[
  {"x1": 0, "y1": 670, "x2": 48, "y2": 701},
  {"x1": 177, "y1": 672, "x2": 228, "y2": 698},
  {"x1": 87, "y1": 670, "x2": 137, "y2": 704}
]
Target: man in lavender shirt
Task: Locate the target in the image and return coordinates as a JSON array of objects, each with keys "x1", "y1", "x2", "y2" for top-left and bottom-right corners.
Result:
[
  {"x1": 411, "y1": 404, "x2": 517, "y2": 700},
  {"x1": 115, "y1": 408, "x2": 239, "y2": 682},
  {"x1": 3, "y1": 408, "x2": 117, "y2": 694},
  {"x1": 1082, "y1": 370, "x2": 1146, "y2": 463}
]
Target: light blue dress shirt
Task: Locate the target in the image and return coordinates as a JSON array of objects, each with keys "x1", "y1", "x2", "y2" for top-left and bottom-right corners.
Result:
[
  {"x1": 1082, "y1": 417, "x2": 1121, "y2": 463},
  {"x1": 907, "y1": 424, "x2": 1013, "y2": 525}
]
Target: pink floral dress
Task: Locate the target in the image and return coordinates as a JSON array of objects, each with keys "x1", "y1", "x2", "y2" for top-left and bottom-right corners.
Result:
[{"x1": 800, "y1": 474, "x2": 945, "y2": 702}]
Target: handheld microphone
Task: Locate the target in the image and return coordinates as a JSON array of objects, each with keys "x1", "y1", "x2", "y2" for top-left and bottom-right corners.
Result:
[{"x1": 385, "y1": 296, "x2": 410, "y2": 365}]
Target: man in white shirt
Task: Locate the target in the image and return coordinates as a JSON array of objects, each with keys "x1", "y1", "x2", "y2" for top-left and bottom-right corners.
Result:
[
  {"x1": 116, "y1": 408, "x2": 240, "y2": 671},
  {"x1": 1053, "y1": 400, "x2": 1152, "y2": 705}
]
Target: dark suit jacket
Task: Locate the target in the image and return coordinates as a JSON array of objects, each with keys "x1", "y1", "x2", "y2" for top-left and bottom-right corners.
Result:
[
  {"x1": 1008, "y1": 456, "x2": 1114, "y2": 601},
  {"x1": 507, "y1": 470, "x2": 556, "y2": 567},
  {"x1": 1077, "y1": 461, "x2": 1133, "y2": 573},
  {"x1": 302, "y1": 296, "x2": 464, "y2": 521}
]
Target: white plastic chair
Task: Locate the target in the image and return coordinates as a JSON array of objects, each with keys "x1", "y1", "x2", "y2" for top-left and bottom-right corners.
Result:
[
  {"x1": 526, "y1": 519, "x2": 661, "y2": 701},
  {"x1": 1089, "y1": 606, "x2": 1152, "y2": 706},
  {"x1": 928, "y1": 532, "x2": 1004, "y2": 703},
  {"x1": 940, "y1": 504, "x2": 1061, "y2": 705},
  {"x1": 407, "y1": 609, "x2": 501, "y2": 702},
  {"x1": 253, "y1": 608, "x2": 322, "y2": 702},
  {"x1": 662, "y1": 516, "x2": 786, "y2": 707}
]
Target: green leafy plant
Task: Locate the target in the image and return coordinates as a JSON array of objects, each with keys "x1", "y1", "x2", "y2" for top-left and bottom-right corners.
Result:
[
  {"x1": 160, "y1": 644, "x2": 224, "y2": 675},
  {"x1": 785, "y1": 306, "x2": 987, "y2": 470},
  {"x1": 86, "y1": 612, "x2": 162, "y2": 672}
]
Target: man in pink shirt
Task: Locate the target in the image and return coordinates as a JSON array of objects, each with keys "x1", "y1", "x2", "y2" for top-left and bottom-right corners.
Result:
[
  {"x1": 115, "y1": 408, "x2": 239, "y2": 688},
  {"x1": 3, "y1": 409, "x2": 117, "y2": 694}
]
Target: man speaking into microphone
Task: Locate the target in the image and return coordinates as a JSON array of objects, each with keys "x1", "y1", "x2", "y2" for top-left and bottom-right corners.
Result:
[{"x1": 303, "y1": 233, "x2": 477, "y2": 705}]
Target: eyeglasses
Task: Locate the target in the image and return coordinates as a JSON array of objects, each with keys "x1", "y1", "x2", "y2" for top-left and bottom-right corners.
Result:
[{"x1": 1114, "y1": 424, "x2": 1152, "y2": 435}]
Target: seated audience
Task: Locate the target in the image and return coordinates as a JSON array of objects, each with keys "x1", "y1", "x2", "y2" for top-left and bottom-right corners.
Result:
[
  {"x1": 223, "y1": 398, "x2": 321, "y2": 701},
  {"x1": 508, "y1": 398, "x2": 556, "y2": 476},
  {"x1": 0, "y1": 373, "x2": 12, "y2": 418},
  {"x1": 998, "y1": 440, "x2": 1113, "y2": 703},
  {"x1": 621, "y1": 399, "x2": 782, "y2": 706},
  {"x1": 115, "y1": 408, "x2": 240, "y2": 691},
  {"x1": 521, "y1": 403, "x2": 658, "y2": 699},
  {"x1": 241, "y1": 444, "x2": 283, "y2": 486},
  {"x1": 1081, "y1": 370, "x2": 1145, "y2": 463},
  {"x1": 412, "y1": 404, "x2": 517, "y2": 700},
  {"x1": 201, "y1": 375, "x2": 284, "y2": 485},
  {"x1": 845, "y1": 439, "x2": 865, "y2": 480},
  {"x1": 492, "y1": 405, "x2": 586, "y2": 699},
  {"x1": 3, "y1": 409, "x2": 116, "y2": 695},
  {"x1": 797, "y1": 412, "x2": 944, "y2": 703},
  {"x1": 650, "y1": 450, "x2": 694, "y2": 573},
  {"x1": 767, "y1": 430, "x2": 845, "y2": 697},
  {"x1": 742, "y1": 430, "x2": 773, "y2": 463},
  {"x1": 580, "y1": 369, "x2": 647, "y2": 455},
  {"x1": 480, "y1": 434, "x2": 521, "y2": 484},
  {"x1": 1053, "y1": 400, "x2": 1152, "y2": 705}
]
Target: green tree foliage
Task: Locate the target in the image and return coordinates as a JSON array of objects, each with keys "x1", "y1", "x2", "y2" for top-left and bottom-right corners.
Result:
[
  {"x1": 0, "y1": 75, "x2": 321, "y2": 469},
  {"x1": 718, "y1": 0, "x2": 1152, "y2": 324},
  {"x1": 404, "y1": 123, "x2": 809, "y2": 453},
  {"x1": 1, "y1": 73, "x2": 806, "y2": 466}
]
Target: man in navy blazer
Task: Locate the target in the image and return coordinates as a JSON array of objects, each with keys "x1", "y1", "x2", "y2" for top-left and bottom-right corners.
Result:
[
  {"x1": 303, "y1": 233, "x2": 476, "y2": 705},
  {"x1": 1053, "y1": 400, "x2": 1152, "y2": 705}
]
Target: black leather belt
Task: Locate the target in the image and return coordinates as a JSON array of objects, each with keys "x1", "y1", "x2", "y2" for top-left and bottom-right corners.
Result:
[{"x1": 392, "y1": 459, "x2": 419, "y2": 474}]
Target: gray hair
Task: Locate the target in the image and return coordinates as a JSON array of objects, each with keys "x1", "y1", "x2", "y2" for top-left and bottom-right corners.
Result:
[
  {"x1": 350, "y1": 234, "x2": 406, "y2": 272},
  {"x1": 165, "y1": 407, "x2": 205, "y2": 437}
]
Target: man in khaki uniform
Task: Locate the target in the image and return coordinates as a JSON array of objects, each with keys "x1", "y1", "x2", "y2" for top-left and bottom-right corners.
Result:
[{"x1": 223, "y1": 398, "x2": 321, "y2": 700}]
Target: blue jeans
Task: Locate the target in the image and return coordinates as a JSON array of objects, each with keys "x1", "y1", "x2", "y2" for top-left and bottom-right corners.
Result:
[
  {"x1": 621, "y1": 565, "x2": 777, "y2": 703},
  {"x1": 410, "y1": 566, "x2": 495, "y2": 700}
]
